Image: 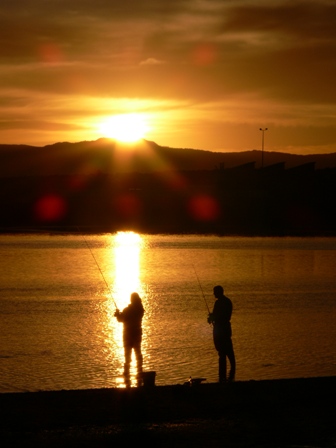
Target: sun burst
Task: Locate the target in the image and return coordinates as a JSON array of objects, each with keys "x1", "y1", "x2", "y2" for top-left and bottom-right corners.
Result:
[{"x1": 99, "y1": 113, "x2": 148, "y2": 143}]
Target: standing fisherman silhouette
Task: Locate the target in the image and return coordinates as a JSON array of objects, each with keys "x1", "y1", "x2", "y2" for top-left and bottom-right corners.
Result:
[
  {"x1": 114, "y1": 292, "x2": 145, "y2": 378},
  {"x1": 208, "y1": 285, "x2": 236, "y2": 383}
]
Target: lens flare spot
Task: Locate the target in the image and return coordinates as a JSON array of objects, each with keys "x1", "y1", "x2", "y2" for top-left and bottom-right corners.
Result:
[
  {"x1": 115, "y1": 193, "x2": 142, "y2": 218},
  {"x1": 38, "y1": 43, "x2": 64, "y2": 64},
  {"x1": 34, "y1": 194, "x2": 67, "y2": 222},
  {"x1": 192, "y1": 42, "x2": 217, "y2": 66},
  {"x1": 188, "y1": 194, "x2": 220, "y2": 221}
]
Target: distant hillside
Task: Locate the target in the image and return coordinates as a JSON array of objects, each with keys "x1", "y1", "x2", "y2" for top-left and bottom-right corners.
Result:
[
  {"x1": 0, "y1": 138, "x2": 335, "y2": 235},
  {"x1": 1, "y1": 138, "x2": 336, "y2": 177}
]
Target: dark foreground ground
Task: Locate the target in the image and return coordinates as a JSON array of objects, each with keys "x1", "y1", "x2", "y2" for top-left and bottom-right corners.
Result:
[{"x1": 1, "y1": 376, "x2": 335, "y2": 448}]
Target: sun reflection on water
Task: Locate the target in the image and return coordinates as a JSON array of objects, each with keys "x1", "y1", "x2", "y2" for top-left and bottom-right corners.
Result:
[
  {"x1": 108, "y1": 231, "x2": 146, "y2": 387},
  {"x1": 113, "y1": 231, "x2": 143, "y2": 308}
]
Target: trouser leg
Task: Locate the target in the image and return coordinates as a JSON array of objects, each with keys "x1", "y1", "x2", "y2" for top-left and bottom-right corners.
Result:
[
  {"x1": 227, "y1": 339, "x2": 236, "y2": 381},
  {"x1": 218, "y1": 351, "x2": 227, "y2": 383},
  {"x1": 124, "y1": 345, "x2": 132, "y2": 375},
  {"x1": 217, "y1": 338, "x2": 235, "y2": 382},
  {"x1": 134, "y1": 342, "x2": 143, "y2": 374}
]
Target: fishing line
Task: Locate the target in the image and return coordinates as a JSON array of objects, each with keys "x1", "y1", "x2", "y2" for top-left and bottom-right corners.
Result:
[
  {"x1": 192, "y1": 264, "x2": 211, "y2": 314},
  {"x1": 78, "y1": 229, "x2": 119, "y2": 310}
]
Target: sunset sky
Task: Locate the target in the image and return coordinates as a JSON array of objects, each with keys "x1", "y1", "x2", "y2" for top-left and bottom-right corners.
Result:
[{"x1": 1, "y1": 0, "x2": 335, "y2": 154}]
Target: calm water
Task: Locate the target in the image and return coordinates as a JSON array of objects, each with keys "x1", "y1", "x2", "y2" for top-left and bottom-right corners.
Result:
[{"x1": 0, "y1": 233, "x2": 336, "y2": 392}]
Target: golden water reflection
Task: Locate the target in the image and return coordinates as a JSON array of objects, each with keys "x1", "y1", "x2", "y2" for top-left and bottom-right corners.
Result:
[
  {"x1": 113, "y1": 231, "x2": 143, "y2": 309},
  {"x1": 108, "y1": 231, "x2": 146, "y2": 387}
]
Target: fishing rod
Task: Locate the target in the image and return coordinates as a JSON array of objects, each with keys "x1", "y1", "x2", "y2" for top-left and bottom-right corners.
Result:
[
  {"x1": 192, "y1": 264, "x2": 211, "y2": 314},
  {"x1": 78, "y1": 229, "x2": 119, "y2": 310}
]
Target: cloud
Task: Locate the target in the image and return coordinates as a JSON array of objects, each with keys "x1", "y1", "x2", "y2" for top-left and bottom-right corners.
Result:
[{"x1": 140, "y1": 58, "x2": 166, "y2": 66}]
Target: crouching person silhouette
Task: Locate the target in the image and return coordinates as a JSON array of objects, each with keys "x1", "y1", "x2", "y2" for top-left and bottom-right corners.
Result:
[{"x1": 114, "y1": 292, "x2": 145, "y2": 378}]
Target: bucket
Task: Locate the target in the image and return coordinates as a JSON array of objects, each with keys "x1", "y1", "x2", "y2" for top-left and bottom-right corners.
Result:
[{"x1": 142, "y1": 371, "x2": 156, "y2": 387}]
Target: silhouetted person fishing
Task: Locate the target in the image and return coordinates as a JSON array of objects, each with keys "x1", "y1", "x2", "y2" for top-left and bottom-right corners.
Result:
[
  {"x1": 208, "y1": 285, "x2": 236, "y2": 383},
  {"x1": 114, "y1": 292, "x2": 145, "y2": 378}
]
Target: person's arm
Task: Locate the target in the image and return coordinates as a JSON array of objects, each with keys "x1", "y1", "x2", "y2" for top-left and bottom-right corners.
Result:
[
  {"x1": 208, "y1": 301, "x2": 218, "y2": 324},
  {"x1": 114, "y1": 308, "x2": 125, "y2": 322}
]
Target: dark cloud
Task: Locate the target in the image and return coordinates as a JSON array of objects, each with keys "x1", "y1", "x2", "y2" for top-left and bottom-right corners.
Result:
[
  {"x1": 0, "y1": 0, "x2": 193, "y2": 20},
  {"x1": 223, "y1": 2, "x2": 336, "y2": 40}
]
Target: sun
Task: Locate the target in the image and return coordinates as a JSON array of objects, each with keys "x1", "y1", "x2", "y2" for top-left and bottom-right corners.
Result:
[{"x1": 99, "y1": 113, "x2": 148, "y2": 143}]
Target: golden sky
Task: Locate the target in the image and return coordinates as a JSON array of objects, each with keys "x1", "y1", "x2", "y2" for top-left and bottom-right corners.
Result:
[{"x1": 1, "y1": 0, "x2": 335, "y2": 154}]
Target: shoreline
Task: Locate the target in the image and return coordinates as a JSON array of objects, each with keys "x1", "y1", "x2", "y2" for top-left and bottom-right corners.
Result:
[
  {"x1": 1, "y1": 376, "x2": 335, "y2": 447},
  {"x1": 1, "y1": 226, "x2": 336, "y2": 237}
]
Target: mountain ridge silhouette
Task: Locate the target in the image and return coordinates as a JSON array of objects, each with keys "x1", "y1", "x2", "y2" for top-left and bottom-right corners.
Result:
[{"x1": 1, "y1": 138, "x2": 336, "y2": 177}]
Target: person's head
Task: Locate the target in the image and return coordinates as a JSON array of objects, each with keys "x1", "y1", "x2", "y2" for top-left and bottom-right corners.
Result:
[
  {"x1": 213, "y1": 285, "x2": 224, "y2": 298},
  {"x1": 130, "y1": 292, "x2": 142, "y2": 305}
]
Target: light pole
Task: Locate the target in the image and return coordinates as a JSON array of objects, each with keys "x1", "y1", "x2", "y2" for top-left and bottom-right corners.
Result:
[{"x1": 259, "y1": 128, "x2": 268, "y2": 168}]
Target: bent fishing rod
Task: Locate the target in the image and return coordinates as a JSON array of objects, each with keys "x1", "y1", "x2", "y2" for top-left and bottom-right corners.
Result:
[
  {"x1": 78, "y1": 229, "x2": 119, "y2": 310},
  {"x1": 192, "y1": 264, "x2": 211, "y2": 315}
]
